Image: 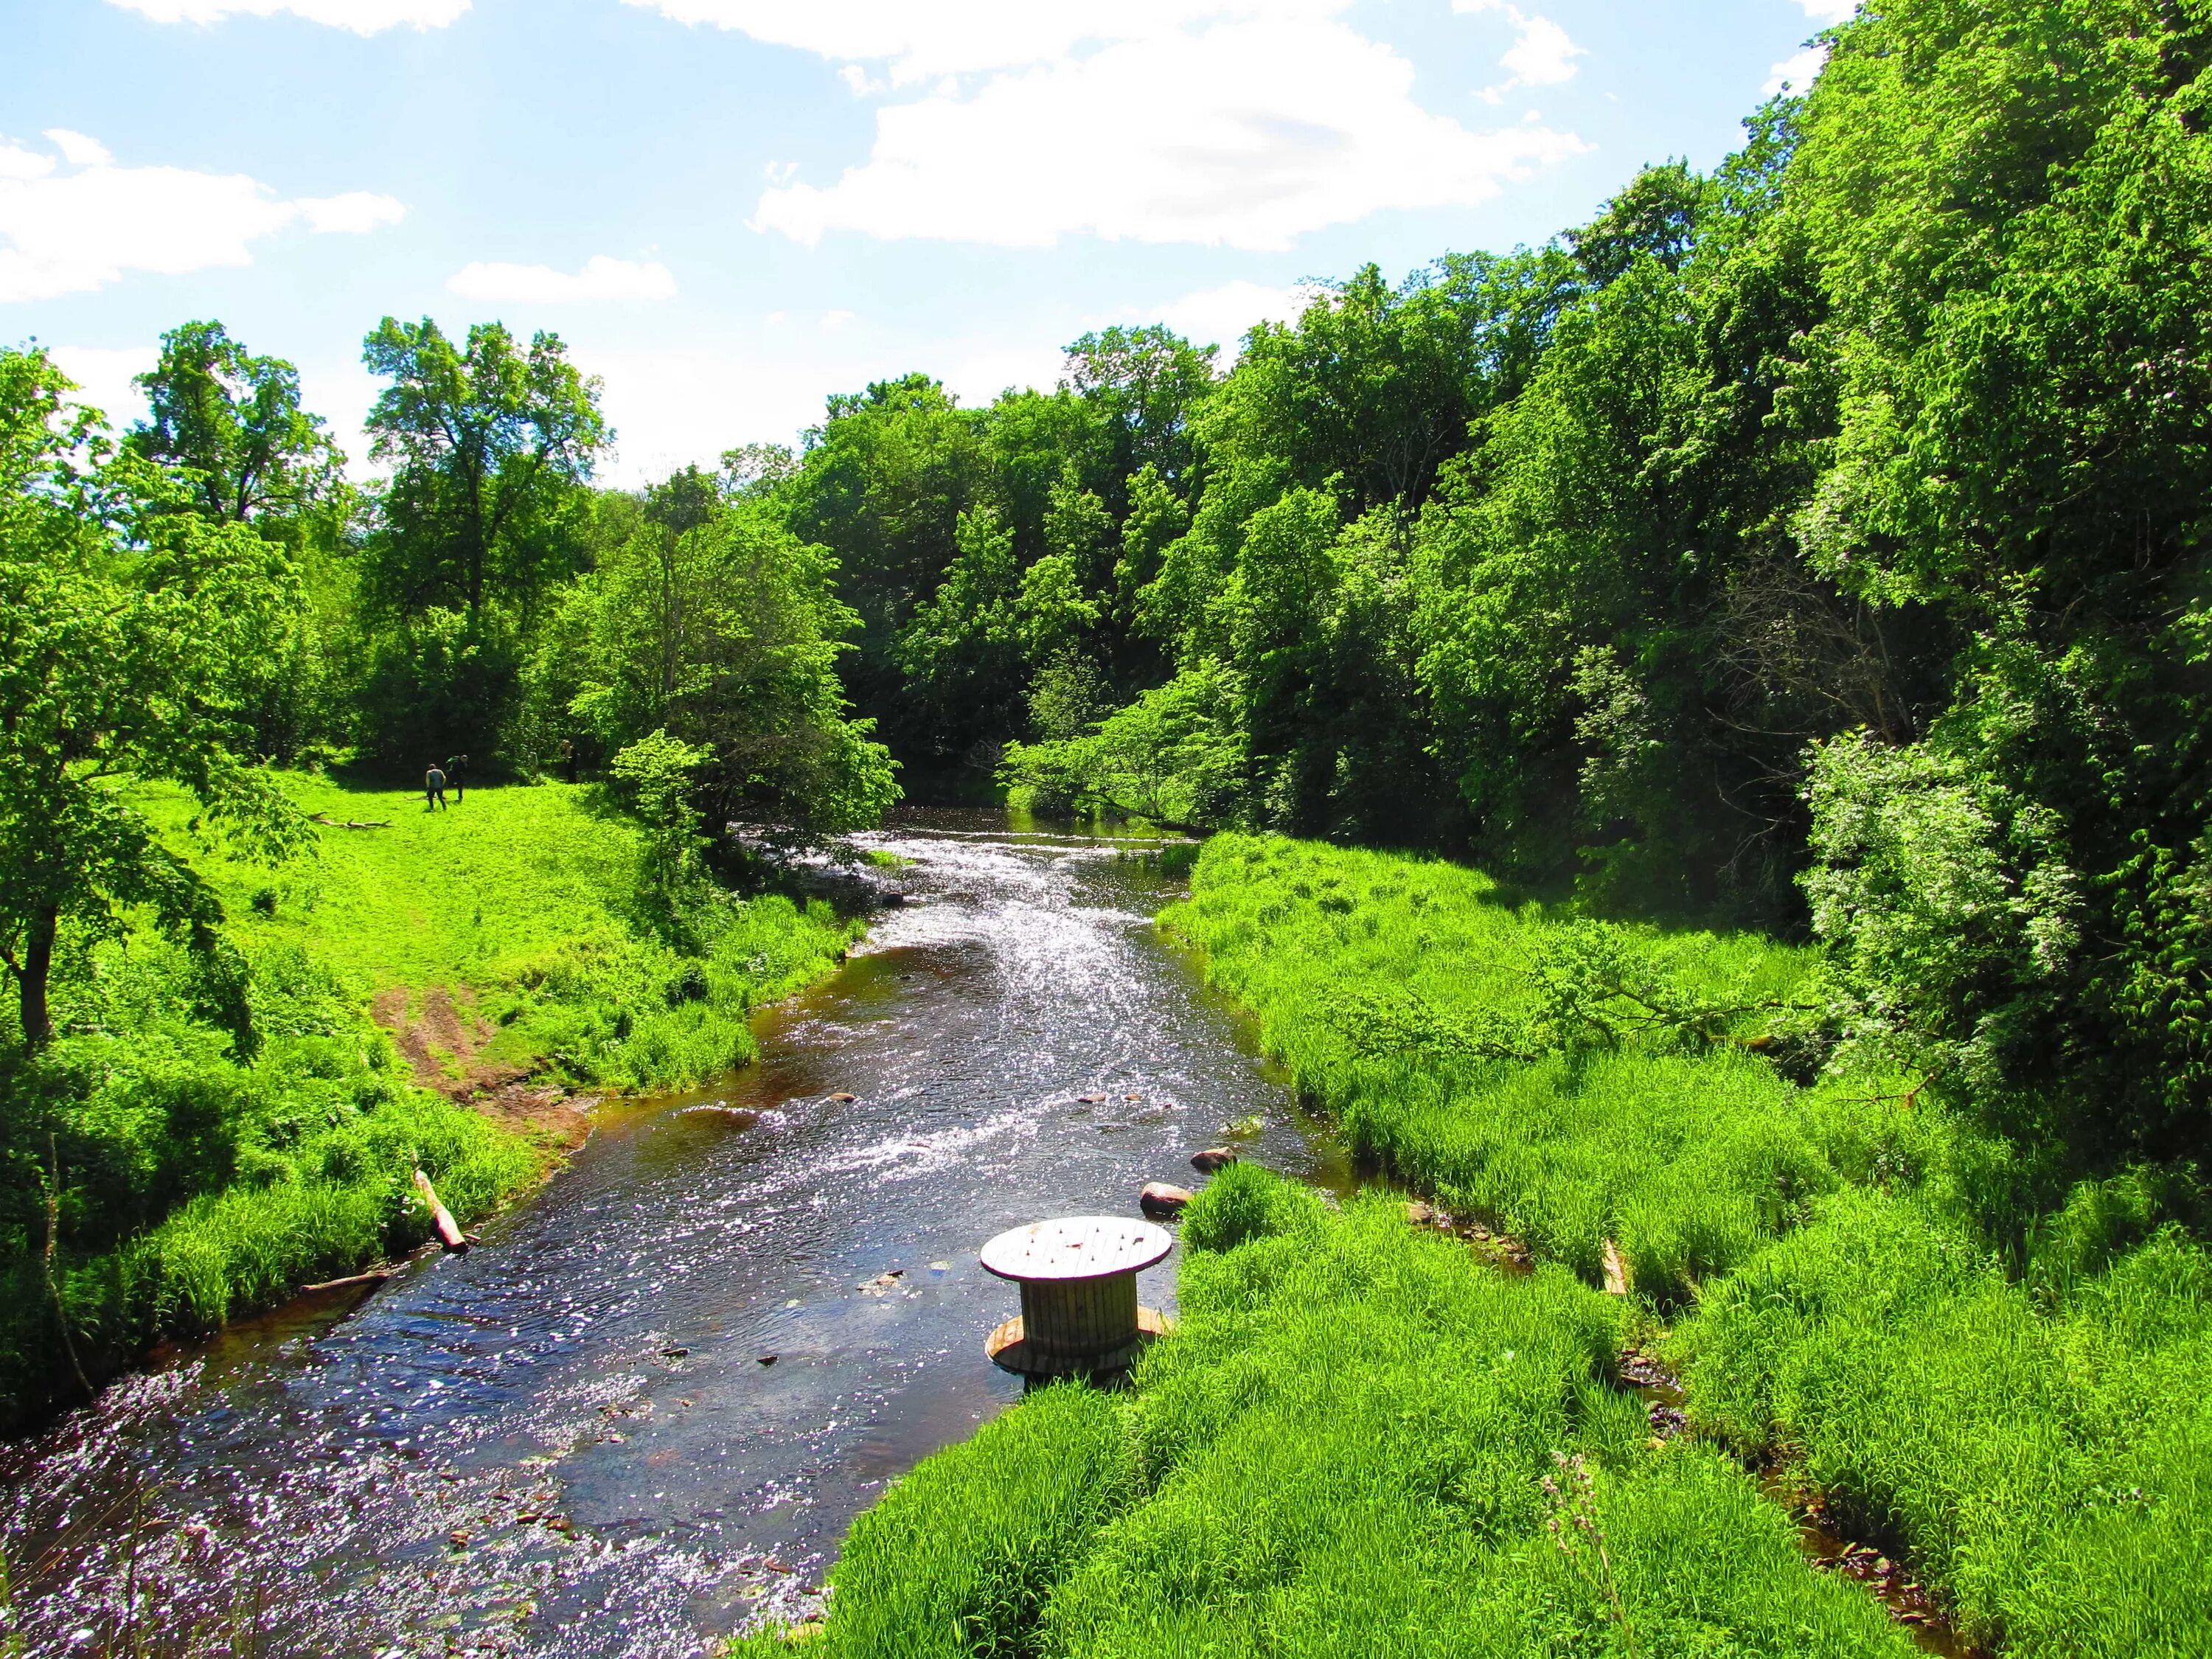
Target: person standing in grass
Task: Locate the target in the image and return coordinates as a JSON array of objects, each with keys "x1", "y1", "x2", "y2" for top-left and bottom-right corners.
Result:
[
  {"x1": 445, "y1": 752, "x2": 469, "y2": 803},
  {"x1": 425, "y1": 761, "x2": 448, "y2": 811}
]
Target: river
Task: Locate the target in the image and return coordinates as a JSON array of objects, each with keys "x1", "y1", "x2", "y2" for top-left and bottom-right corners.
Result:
[{"x1": 0, "y1": 812, "x2": 1346, "y2": 1658}]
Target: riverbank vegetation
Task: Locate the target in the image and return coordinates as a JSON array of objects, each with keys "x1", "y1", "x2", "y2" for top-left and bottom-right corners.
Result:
[
  {"x1": 1169, "y1": 835, "x2": 2212, "y2": 1657},
  {"x1": 0, "y1": 776, "x2": 859, "y2": 1431},
  {"x1": 0, "y1": 313, "x2": 890, "y2": 1427},
  {"x1": 751, "y1": 1172, "x2": 1921, "y2": 1659},
  {"x1": 762, "y1": 1, "x2": 2212, "y2": 1652}
]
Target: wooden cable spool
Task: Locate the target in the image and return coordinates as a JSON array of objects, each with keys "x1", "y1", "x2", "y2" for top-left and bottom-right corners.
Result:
[{"x1": 979, "y1": 1216, "x2": 1173, "y2": 1377}]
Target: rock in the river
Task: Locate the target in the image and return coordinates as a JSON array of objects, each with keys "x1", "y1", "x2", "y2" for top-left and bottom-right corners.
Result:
[
  {"x1": 827, "y1": 1091, "x2": 858, "y2": 1103},
  {"x1": 1140, "y1": 1181, "x2": 1194, "y2": 1217},
  {"x1": 1189, "y1": 1147, "x2": 1238, "y2": 1174}
]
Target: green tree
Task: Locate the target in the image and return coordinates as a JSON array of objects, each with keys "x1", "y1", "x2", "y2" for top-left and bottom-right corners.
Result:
[
  {"x1": 560, "y1": 480, "x2": 897, "y2": 834},
  {"x1": 127, "y1": 319, "x2": 341, "y2": 525},
  {"x1": 361, "y1": 316, "x2": 607, "y2": 619},
  {"x1": 0, "y1": 348, "x2": 303, "y2": 1048}
]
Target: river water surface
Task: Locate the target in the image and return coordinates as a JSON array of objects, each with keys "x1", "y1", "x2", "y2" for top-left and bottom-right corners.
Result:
[{"x1": 1, "y1": 812, "x2": 1345, "y2": 1658}]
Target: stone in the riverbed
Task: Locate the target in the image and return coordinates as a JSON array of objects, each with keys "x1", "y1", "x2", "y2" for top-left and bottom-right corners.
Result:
[
  {"x1": 1141, "y1": 1181, "x2": 1194, "y2": 1217},
  {"x1": 758, "y1": 1354, "x2": 777, "y2": 1366},
  {"x1": 1075, "y1": 1093, "x2": 1106, "y2": 1105},
  {"x1": 1189, "y1": 1147, "x2": 1238, "y2": 1174},
  {"x1": 857, "y1": 1269, "x2": 905, "y2": 1295},
  {"x1": 827, "y1": 1091, "x2": 858, "y2": 1103}
]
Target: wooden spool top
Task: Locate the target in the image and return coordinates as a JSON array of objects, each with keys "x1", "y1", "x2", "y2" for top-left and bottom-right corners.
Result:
[{"x1": 979, "y1": 1217, "x2": 1173, "y2": 1284}]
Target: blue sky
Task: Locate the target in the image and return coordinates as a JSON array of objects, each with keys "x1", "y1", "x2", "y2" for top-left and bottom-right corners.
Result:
[{"x1": 4, "y1": 0, "x2": 1844, "y2": 484}]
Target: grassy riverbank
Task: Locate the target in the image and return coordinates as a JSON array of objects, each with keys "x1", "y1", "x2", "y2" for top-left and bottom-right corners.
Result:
[
  {"x1": 753, "y1": 1169, "x2": 1919, "y2": 1659},
  {"x1": 1164, "y1": 837, "x2": 2212, "y2": 1658},
  {"x1": 773, "y1": 834, "x2": 2209, "y2": 1658},
  {"x1": 0, "y1": 776, "x2": 860, "y2": 1433}
]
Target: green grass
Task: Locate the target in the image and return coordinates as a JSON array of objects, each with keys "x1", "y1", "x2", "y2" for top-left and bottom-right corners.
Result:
[
  {"x1": 0, "y1": 774, "x2": 863, "y2": 1430},
  {"x1": 1143, "y1": 834, "x2": 2212, "y2": 1658},
  {"x1": 1674, "y1": 1191, "x2": 2212, "y2": 1658},
  {"x1": 153, "y1": 775, "x2": 862, "y2": 1091},
  {"x1": 759, "y1": 1169, "x2": 1921, "y2": 1659},
  {"x1": 1163, "y1": 835, "x2": 1833, "y2": 1301}
]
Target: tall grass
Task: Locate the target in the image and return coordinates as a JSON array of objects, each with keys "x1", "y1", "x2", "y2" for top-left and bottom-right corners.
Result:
[
  {"x1": 142, "y1": 776, "x2": 861, "y2": 1091},
  {"x1": 1157, "y1": 833, "x2": 2212, "y2": 1657},
  {"x1": 762, "y1": 1168, "x2": 1920, "y2": 1658}
]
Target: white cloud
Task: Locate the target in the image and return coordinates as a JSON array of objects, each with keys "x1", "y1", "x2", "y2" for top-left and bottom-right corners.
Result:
[
  {"x1": 624, "y1": 1, "x2": 1343, "y2": 83},
  {"x1": 1457, "y1": 1, "x2": 1585, "y2": 103},
  {"x1": 49, "y1": 345, "x2": 156, "y2": 429},
  {"x1": 0, "y1": 130, "x2": 404, "y2": 304},
  {"x1": 1764, "y1": 44, "x2": 1828, "y2": 95},
  {"x1": 445, "y1": 254, "x2": 678, "y2": 302},
  {"x1": 733, "y1": 10, "x2": 1582, "y2": 251},
  {"x1": 821, "y1": 309, "x2": 856, "y2": 330},
  {"x1": 106, "y1": 0, "x2": 467, "y2": 32},
  {"x1": 1795, "y1": 0, "x2": 1856, "y2": 22},
  {"x1": 1150, "y1": 279, "x2": 1316, "y2": 356},
  {"x1": 299, "y1": 191, "x2": 408, "y2": 233}
]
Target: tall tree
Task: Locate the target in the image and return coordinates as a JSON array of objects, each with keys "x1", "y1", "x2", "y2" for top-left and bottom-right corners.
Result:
[
  {"x1": 0, "y1": 348, "x2": 302, "y2": 1048},
  {"x1": 361, "y1": 317, "x2": 607, "y2": 619},
  {"x1": 126, "y1": 319, "x2": 340, "y2": 526}
]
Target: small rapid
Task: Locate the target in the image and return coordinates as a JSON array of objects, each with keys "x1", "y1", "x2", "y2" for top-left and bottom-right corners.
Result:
[{"x1": 0, "y1": 812, "x2": 1344, "y2": 1658}]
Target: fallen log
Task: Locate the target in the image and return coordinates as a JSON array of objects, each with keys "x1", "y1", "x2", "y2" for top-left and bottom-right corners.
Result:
[
  {"x1": 302, "y1": 1267, "x2": 397, "y2": 1293},
  {"x1": 310, "y1": 813, "x2": 392, "y2": 830},
  {"x1": 413, "y1": 1168, "x2": 468, "y2": 1250}
]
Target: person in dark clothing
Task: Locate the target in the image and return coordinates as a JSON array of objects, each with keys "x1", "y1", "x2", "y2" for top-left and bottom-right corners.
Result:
[
  {"x1": 445, "y1": 754, "x2": 469, "y2": 803},
  {"x1": 559, "y1": 739, "x2": 577, "y2": 785},
  {"x1": 425, "y1": 762, "x2": 448, "y2": 810}
]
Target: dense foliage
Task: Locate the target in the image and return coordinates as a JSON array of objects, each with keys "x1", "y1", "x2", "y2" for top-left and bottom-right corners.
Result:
[
  {"x1": 0, "y1": 307, "x2": 892, "y2": 1424},
  {"x1": 770, "y1": 0, "x2": 2212, "y2": 1177}
]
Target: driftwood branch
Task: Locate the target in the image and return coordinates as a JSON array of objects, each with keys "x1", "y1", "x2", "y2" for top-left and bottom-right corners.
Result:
[
  {"x1": 301, "y1": 1267, "x2": 397, "y2": 1293},
  {"x1": 412, "y1": 1168, "x2": 467, "y2": 1251},
  {"x1": 310, "y1": 813, "x2": 392, "y2": 830}
]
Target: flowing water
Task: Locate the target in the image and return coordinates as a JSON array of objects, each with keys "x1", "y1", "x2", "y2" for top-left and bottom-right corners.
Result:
[{"x1": 0, "y1": 812, "x2": 1346, "y2": 1658}]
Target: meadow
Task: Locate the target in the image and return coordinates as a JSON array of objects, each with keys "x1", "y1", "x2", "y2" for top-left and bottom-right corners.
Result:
[
  {"x1": 0, "y1": 775, "x2": 859, "y2": 1430},
  {"x1": 776, "y1": 834, "x2": 2211, "y2": 1657}
]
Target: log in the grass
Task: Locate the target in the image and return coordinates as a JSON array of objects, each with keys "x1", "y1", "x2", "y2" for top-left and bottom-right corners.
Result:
[
  {"x1": 413, "y1": 1168, "x2": 467, "y2": 1250},
  {"x1": 310, "y1": 813, "x2": 392, "y2": 830}
]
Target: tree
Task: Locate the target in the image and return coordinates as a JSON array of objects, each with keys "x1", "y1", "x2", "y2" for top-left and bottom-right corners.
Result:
[
  {"x1": 560, "y1": 484, "x2": 897, "y2": 835},
  {"x1": 127, "y1": 319, "x2": 341, "y2": 526},
  {"x1": 361, "y1": 316, "x2": 607, "y2": 619},
  {"x1": 127, "y1": 320, "x2": 350, "y2": 763},
  {"x1": 0, "y1": 348, "x2": 303, "y2": 1048}
]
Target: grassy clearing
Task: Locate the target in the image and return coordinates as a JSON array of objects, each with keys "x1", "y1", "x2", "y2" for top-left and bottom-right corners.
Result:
[
  {"x1": 757, "y1": 1167, "x2": 1920, "y2": 1659},
  {"x1": 1147, "y1": 833, "x2": 2212, "y2": 1658},
  {"x1": 0, "y1": 776, "x2": 860, "y2": 1430},
  {"x1": 153, "y1": 775, "x2": 862, "y2": 1092}
]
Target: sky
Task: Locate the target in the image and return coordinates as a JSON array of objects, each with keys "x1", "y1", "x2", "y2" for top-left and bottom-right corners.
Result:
[{"x1": 4, "y1": 0, "x2": 1849, "y2": 485}]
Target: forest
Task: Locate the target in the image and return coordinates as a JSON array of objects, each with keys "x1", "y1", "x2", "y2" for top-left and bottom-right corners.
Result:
[{"x1": 5, "y1": 0, "x2": 2212, "y2": 1651}]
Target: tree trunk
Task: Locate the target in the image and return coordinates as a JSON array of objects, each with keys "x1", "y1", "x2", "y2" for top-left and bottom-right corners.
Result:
[{"x1": 20, "y1": 905, "x2": 55, "y2": 1048}]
